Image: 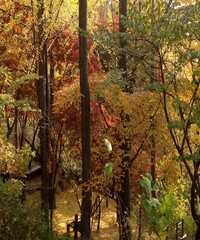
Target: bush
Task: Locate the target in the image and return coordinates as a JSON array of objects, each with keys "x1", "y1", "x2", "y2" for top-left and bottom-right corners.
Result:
[{"x1": 0, "y1": 180, "x2": 70, "y2": 240}]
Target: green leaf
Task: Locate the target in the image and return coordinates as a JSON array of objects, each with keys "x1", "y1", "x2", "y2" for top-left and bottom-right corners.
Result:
[
  {"x1": 150, "y1": 198, "x2": 161, "y2": 207},
  {"x1": 140, "y1": 179, "x2": 153, "y2": 193},
  {"x1": 168, "y1": 120, "x2": 185, "y2": 130},
  {"x1": 104, "y1": 162, "x2": 113, "y2": 175},
  {"x1": 145, "y1": 173, "x2": 153, "y2": 182},
  {"x1": 145, "y1": 82, "x2": 165, "y2": 93},
  {"x1": 0, "y1": 94, "x2": 15, "y2": 106},
  {"x1": 142, "y1": 199, "x2": 151, "y2": 210}
]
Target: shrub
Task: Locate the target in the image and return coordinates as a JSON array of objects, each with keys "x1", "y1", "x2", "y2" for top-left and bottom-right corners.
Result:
[{"x1": 0, "y1": 180, "x2": 70, "y2": 240}]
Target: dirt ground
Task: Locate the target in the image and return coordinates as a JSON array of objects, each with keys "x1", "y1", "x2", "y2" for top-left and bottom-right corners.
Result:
[
  {"x1": 25, "y1": 176, "x2": 119, "y2": 239},
  {"x1": 53, "y1": 189, "x2": 119, "y2": 240}
]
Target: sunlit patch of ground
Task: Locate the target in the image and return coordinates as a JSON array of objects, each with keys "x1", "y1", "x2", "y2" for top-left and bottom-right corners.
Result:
[
  {"x1": 53, "y1": 189, "x2": 119, "y2": 239},
  {"x1": 26, "y1": 189, "x2": 158, "y2": 239}
]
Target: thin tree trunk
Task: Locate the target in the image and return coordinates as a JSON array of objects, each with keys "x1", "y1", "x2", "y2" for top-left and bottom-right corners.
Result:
[
  {"x1": 19, "y1": 113, "x2": 28, "y2": 149},
  {"x1": 14, "y1": 91, "x2": 20, "y2": 149},
  {"x1": 49, "y1": 53, "x2": 56, "y2": 230},
  {"x1": 119, "y1": 0, "x2": 127, "y2": 79},
  {"x1": 138, "y1": 203, "x2": 142, "y2": 240},
  {"x1": 14, "y1": 107, "x2": 19, "y2": 149},
  {"x1": 79, "y1": 0, "x2": 92, "y2": 239},
  {"x1": 150, "y1": 116, "x2": 156, "y2": 198}
]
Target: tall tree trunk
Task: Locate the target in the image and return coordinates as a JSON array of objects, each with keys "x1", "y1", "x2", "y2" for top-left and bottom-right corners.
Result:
[
  {"x1": 118, "y1": 0, "x2": 132, "y2": 239},
  {"x1": 79, "y1": 0, "x2": 92, "y2": 239},
  {"x1": 36, "y1": 0, "x2": 50, "y2": 223}
]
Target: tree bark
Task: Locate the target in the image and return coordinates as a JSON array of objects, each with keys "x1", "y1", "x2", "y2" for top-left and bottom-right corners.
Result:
[
  {"x1": 36, "y1": 0, "x2": 50, "y2": 222},
  {"x1": 118, "y1": 0, "x2": 132, "y2": 239},
  {"x1": 14, "y1": 107, "x2": 19, "y2": 149},
  {"x1": 19, "y1": 113, "x2": 28, "y2": 149},
  {"x1": 79, "y1": 0, "x2": 92, "y2": 239},
  {"x1": 117, "y1": 163, "x2": 132, "y2": 240},
  {"x1": 150, "y1": 116, "x2": 156, "y2": 198}
]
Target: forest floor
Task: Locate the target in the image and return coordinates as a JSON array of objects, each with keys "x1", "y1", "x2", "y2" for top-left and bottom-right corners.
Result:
[
  {"x1": 26, "y1": 176, "x2": 120, "y2": 239},
  {"x1": 53, "y1": 188, "x2": 119, "y2": 240},
  {"x1": 53, "y1": 189, "x2": 160, "y2": 240},
  {"x1": 26, "y1": 182, "x2": 158, "y2": 239}
]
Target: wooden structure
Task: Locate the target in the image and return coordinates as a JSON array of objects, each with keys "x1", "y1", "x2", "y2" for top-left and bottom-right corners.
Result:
[
  {"x1": 26, "y1": 165, "x2": 41, "y2": 180},
  {"x1": 175, "y1": 219, "x2": 187, "y2": 240},
  {"x1": 67, "y1": 214, "x2": 81, "y2": 240}
]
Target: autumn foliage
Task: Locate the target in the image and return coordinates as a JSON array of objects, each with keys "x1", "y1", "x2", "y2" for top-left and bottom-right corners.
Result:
[{"x1": 0, "y1": 0, "x2": 199, "y2": 238}]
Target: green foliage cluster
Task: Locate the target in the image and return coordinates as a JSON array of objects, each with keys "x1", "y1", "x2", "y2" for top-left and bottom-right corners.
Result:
[
  {"x1": 0, "y1": 180, "x2": 70, "y2": 240},
  {"x1": 61, "y1": 157, "x2": 82, "y2": 183},
  {"x1": 140, "y1": 173, "x2": 194, "y2": 239}
]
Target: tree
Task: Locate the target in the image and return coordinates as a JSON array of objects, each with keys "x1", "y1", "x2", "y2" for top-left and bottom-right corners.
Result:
[
  {"x1": 79, "y1": 0, "x2": 92, "y2": 239},
  {"x1": 122, "y1": 0, "x2": 200, "y2": 238},
  {"x1": 117, "y1": 0, "x2": 133, "y2": 239},
  {"x1": 35, "y1": 0, "x2": 50, "y2": 222}
]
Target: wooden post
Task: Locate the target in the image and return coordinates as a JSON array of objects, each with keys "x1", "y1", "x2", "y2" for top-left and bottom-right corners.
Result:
[
  {"x1": 74, "y1": 214, "x2": 78, "y2": 240},
  {"x1": 176, "y1": 222, "x2": 178, "y2": 240},
  {"x1": 181, "y1": 219, "x2": 184, "y2": 237}
]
